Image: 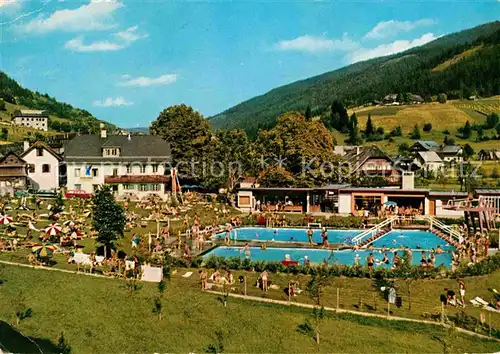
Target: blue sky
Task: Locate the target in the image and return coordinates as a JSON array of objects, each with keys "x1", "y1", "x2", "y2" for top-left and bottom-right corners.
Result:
[{"x1": 1, "y1": 0, "x2": 499, "y2": 128}]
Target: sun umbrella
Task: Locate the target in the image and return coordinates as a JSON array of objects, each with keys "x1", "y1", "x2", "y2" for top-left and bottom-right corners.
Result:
[
  {"x1": 0, "y1": 215, "x2": 13, "y2": 225},
  {"x1": 70, "y1": 231, "x2": 81, "y2": 239},
  {"x1": 63, "y1": 220, "x2": 76, "y2": 227},
  {"x1": 384, "y1": 201, "x2": 397, "y2": 206},
  {"x1": 44, "y1": 223, "x2": 62, "y2": 236},
  {"x1": 32, "y1": 243, "x2": 55, "y2": 258}
]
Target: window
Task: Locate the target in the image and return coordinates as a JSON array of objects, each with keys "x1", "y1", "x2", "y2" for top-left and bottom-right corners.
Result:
[
  {"x1": 152, "y1": 164, "x2": 158, "y2": 173},
  {"x1": 28, "y1": 164, "x2": 35, "y2": 173},
  {"x1": 124, "y1": 184, "x2": 135, "y2": 190},
  {"x1": 140, "y1": 165, "x2": 146, "y2": 174},
  {"x1": 152, "y1": 184, "x2": 160, "y2": 191},
  {"x1": 42, "y1": 164, "x2": 50, "y2": 173},
  {"x1": 102, "y1": 148, "x2": 120, "y2": 157},
  {"x1": 75, "y1": 184, "x2": 81, "y2": 190},
  {"x1": 126, "y1": 165, "x2": 132, "y2": 174},
  {"x1": 74, "y1": 168, "x2": 81, "y2": 177},
  {"x1": 112, "y1": 168, "x2": 118, "y2": 176},
  {"x1": 36, "y1": 148, "x2": 43, "y2": 157},
  {"x1": 139, "y1": 184, "x2": 148, "y2": 191},
  {"x1": 92, "y1": 168, "x2": 98, "y2": 177}
]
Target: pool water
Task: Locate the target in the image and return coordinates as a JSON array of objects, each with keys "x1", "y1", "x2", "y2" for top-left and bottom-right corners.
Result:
[
  {"x1": 372, "y1": 230, "x2": 454, "y2": 251},
  {"x1": 215, "y1": 227, "x2": 361, "y2": 244},
  {"x1": 207, "y1": 228, "x2": 456, "y2": 268},
  {"x1": 202, "y1": 246, "x2": 453, "y2": 268},
  {"x1": 215, "y1": 228, "x2": 454, "y2": 251}
]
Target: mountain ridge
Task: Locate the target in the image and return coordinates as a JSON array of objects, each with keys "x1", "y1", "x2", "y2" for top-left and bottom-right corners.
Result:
[{"x1": 209, "y1": 21, "x2": 500, "y2": 137}]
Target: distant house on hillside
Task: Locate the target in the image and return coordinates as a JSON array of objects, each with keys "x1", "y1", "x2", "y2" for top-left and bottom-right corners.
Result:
[
  {"x1": 414, "y1": 151, "x2": 444, "y2": 173},
  {"x1": 383, "y1": 94, "x2": 399, "y2": 106},
  {"x1": 12, "y1": 110, "x2": 48, "y2": 131},
  {"x1": 411, "y1": 140, "x2": 440, "y2": 152},
  {"x1": 411, "y1": 140, "x2": 462, "y2": 162},
  {"x1": 410, "y1": 94, "x2": 424, "y2": 104},
  {"x1": 346, "y1": 145, "x2": 401, "y2": 185},
  {"x1": 478, "y1": 149, "x2": 500, "y2": 161}
]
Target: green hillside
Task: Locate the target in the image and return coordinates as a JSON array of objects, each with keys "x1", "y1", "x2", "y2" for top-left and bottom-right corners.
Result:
[
  {"x1": 210, "y1": 21, "x2": 500, "y2": 137},
  {"x1": 0, "y1": 71, "x2": 114, "y2": 142}
]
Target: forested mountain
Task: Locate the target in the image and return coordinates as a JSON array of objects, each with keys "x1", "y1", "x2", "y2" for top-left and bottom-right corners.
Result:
[
  {"x1": 210, "y1": 21, "x2": 500, "y2": 137},
  {"x1": 0, "y1": 71, "x2": 113, "y2": 134}
]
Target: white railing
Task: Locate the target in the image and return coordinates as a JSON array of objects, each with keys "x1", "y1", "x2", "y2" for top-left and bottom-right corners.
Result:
[
  {"x1": 417, "y1": 215, "x2": 462, "y2": 242},
  {"x1": 351, "y1": 215, "x2": 400, "y2": 245}
]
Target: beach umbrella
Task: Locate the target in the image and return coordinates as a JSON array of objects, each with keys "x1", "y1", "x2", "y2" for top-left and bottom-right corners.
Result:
[
  {"x1": 28, "y1": 221, "x2": 40, "y2": 232},
  {"x1": 384, "y1": 201, "x2": 397, "y2": 206},
  {"x1": 63, "y1": 220, "x2": 76, "y2": 227},
  {"x1": 44, "y1": 223, "x2": 62, "y2": 236},
  {"x1": 70, "y1": 231, "x2": 81, "y2": 239},
  {"x1": 32, "y1": 243, "x2": 55, "y2": 258},
  {"x1": 0, "y1": 215, "x2": 13, "y2": 225}
]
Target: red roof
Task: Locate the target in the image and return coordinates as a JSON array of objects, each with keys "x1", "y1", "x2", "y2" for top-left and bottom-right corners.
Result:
[{"x1": 104, "y1": 175, "x2": 170, "y2": 183}]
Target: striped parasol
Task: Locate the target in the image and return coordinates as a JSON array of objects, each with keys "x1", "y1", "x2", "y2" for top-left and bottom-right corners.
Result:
[
  {"x1": 70, "y1": 230, "x2": 81, "y2": 239},
  {"x1": 32, "y1": 243, "x2": 55, "y2": 258},
  {"x1": 0, "y1": 215, "x2": 13, "y2": 225},
  {"x1": 44, "y1": 222, "x2": 62, "y2": 236}
]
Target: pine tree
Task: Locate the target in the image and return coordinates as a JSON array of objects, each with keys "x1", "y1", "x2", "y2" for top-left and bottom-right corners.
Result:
[
  {"x1": 410, "y1": 124, "x2": 421, "y2": 139},
  {"x1": 365, "y1": 113, "x2": 375, "y2": 136},
  {"x1": 305, "y1": 106, "x2": 312, "y2": 121},
  {"x1": 462, "y1": 121, "x2": 472, "y2": 139},
  {"x1": 92, "y1": 185, "x2": 125, "y2": 258},
  {"x1": 349, "y1": 113, "x2": 358, "y2": 132}
]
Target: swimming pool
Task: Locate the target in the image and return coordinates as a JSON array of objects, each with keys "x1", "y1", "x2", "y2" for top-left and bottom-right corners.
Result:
[
  {"x1": 215, "y1": 228, "x2": 454, "y2": 251},
  {"x1": 215, "y1": 227, "x2": 361, "y2": 244},
  {"x1": 203, "y1": 246, "x2": 453, "y2": 268}
]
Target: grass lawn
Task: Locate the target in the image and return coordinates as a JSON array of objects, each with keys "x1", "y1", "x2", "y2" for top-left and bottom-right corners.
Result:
[{"x1": 0, "y1": 264, "x2": 499, "y2": 353}]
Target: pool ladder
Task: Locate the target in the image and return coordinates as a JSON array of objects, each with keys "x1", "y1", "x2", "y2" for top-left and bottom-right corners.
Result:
[{"x1": 357, "y1": 228, "x2": 391, "y2": 248}]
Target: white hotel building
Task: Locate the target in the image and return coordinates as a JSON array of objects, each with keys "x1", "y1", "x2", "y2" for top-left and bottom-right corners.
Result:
[{"x1": 64, "y1": 128, "x2": 172, "y2": 199}]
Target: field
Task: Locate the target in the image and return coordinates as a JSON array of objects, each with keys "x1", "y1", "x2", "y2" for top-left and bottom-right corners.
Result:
[
  {"x1": 346, "y1": 97, "x2": 500, "y2": 156},
  {"x1": 0, "y1": 264, "x2": 499, "y2": 353}
]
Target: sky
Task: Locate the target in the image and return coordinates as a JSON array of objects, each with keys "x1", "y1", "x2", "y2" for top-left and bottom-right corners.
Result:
[{"x1": 1, "y1": 0, "x2": 499, "y2": 128}]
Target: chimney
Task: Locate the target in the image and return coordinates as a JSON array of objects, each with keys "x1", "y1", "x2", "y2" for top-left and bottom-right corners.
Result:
[
  {"x1": 23, "y1": 141, "x2": 30, "y2": 152},
  {"x1": 100, "y1": 123, "x2": 107, "y2": 139},
  {"x1": 356, "y1": 146, "x2": 361, "y2": 155},
  {"x1": 402, "y1": 172, "x2": 414, "y2": 190}
]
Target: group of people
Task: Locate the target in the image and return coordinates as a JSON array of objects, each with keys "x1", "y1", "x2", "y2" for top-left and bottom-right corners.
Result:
[{"x1": 451, "y1": 227, "x2": 490, "y2": 271}]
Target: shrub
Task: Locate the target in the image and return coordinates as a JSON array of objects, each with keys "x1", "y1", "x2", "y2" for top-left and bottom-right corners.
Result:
[{"x1": 423, "y1": 123, "x2": 432, "y2": 132}]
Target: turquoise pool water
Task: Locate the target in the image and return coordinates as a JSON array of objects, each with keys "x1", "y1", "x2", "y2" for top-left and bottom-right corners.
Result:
[
  {"x1": 215, "y1": 227, "x2": 360, "y2": 244},
  {"x1": 215, "y1": 228, "x2": 453, "y2": 250},
  {"x1": 203, "y1": 246, "x2": 453, "y2": 268}
]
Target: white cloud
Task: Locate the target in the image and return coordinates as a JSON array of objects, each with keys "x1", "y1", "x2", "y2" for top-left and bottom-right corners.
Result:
[
  {"x1": 118, "y1": 74, "x2": 178, "y2": 87},
  {"x1": 65, "y1": 36, "x2": 123, "y2": 52},
  {"x1": 350, "y1": 33, "x2": 437, "y2": 63},
  {"x1": 114, "y1": 25, "x2": 148, "y2": 42},
  {"x1": 65, "y1": 26, "x2": 147, "y2": 52},
  {"x1": 276, "y1": 34, "x2": 358, "y2": 53},
  {"x1": 92, "y1": 96, "x2": 133, "y2": 107},
  {"x1": 0, "y1": 0, "x2": 20, "y2": 9},
  {"x1": 364, "y1": 19, "x2": 436, "y2": 40},
  {"x1": 20, "y1": 0, "x2": 123, "y2": 34}
]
